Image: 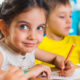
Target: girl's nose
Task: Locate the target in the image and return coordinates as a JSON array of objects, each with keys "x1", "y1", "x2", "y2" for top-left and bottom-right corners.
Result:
[{"x1": 27, "y1": 30, "x2": 36, "y2": 40}]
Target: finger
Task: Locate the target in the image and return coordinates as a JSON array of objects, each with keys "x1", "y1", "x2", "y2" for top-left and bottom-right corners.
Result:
[
  {"x1": 20, "y1": 73, "x2": 33, "y2": 80},
  {"x1": 0, "y1": 70, "x2": 7, "y2": 78},
  {"x1": 62, "y1": 71, "x2": 74, "y2": 77},
  {"x1": 18, "y1": 76, "x2": 28, "y2": 80},
  {"x1": 63, "y1": 67, "x2": 75, "y2": 76},
  {"x1": 8, "y1": 66, "x2": 19, "y2": 73},
  {"x1": 59, "y1": 62, "x2": 65, "y2": 70},
  {"x1": 65, "y1": 61, "x2": 75, "y2": 69},
  {"x1": 23, "y1": 72, "x2": 33, "y2": 79},
  {"x1": 43, "y1": 66, "x2": 51, "y2": 79},
  {"x1": 14, "y1": 69, "x2": 24, "y2": 76}
]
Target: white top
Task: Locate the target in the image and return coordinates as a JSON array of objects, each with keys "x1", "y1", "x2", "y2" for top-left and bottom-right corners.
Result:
[{"x1": 0, "y1": 41, "x2": 35, "y2": 70}]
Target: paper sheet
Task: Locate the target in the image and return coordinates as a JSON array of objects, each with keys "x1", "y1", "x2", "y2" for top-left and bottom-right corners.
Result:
[{"x1": 39, "y1": 68, "x2": 80, "y2": 80}]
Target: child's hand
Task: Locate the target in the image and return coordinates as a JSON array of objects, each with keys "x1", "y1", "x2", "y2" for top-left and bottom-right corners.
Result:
[
  {"x1": 61, "y1": 61, "x2": 75, "y2": 77},
  {"x1": 29, "y1": 64, "x2": 51, "y2": 79},
  {"x1": 0, "y1": 70, "x2": 7, "y2": 79},
  {"x1": 54, "y1": 56, "x2": 75, "y2": 76},
  {"x1": 3, "y1": 66, "x2": 30, "y2": 80}
]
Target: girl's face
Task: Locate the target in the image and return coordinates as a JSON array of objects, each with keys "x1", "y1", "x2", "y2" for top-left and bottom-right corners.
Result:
[
  {"x1": 6, "y1": 8, "x2": 46, "y2": 54},
  {"x1": 47, "y1": 4, "x2": 72, "y2": 37}
]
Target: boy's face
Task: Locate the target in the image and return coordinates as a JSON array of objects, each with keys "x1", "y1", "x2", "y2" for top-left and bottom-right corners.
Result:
[
  {"x1": 47, "y1": 4, "x2": 72, "y2": 37},
  {"x1": 5, "y1": 8, "x2": 46, "y2": 54}
]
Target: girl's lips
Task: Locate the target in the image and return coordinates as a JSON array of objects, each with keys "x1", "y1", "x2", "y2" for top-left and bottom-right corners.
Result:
[{"x1": 23, "y1": 43, "x2": 36, "y2": 47}]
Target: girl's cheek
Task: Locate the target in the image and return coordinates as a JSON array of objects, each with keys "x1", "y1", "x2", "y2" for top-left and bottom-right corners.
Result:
[
  {"x1": 17, "y1": 31, "x2": 27, "y2": 39},
  {"x1": 38, "y1": 35, "x2": 43, "y2": 44},
  {"x1": 14, "y1": 33, "x2": 25, "y2": 42}
]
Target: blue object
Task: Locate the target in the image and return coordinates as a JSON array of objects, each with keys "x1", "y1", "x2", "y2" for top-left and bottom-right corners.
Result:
[
  {"x1": 69, "y1": 0, "x2": 79, "y2": 35},
  {"x1": 24, "y1": 70, "x2": 30, "y2": 74}
]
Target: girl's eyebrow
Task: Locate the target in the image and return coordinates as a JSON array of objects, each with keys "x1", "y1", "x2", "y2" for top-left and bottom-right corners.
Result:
[
  {"x1": 17, "y1": 20, "x2": 30, "y2": 25},
  {"x1": 38, "y1": 24, "x2": 46, "y2": 27},
  {"x1": 17, "y1": 20, "x2": 46, "y2": 27}
]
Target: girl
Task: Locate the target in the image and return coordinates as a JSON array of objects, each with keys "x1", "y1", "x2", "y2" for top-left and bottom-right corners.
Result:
[
  {"x1": 0, "y1": 0, "x2": 51, "y2": 79},
  {"x1": 0, "y1": 0, "x2": 74, "y2": 79}
]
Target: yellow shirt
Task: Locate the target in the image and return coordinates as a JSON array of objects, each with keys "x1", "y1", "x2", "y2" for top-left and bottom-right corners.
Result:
[{"x1": 35, "y1": 36, "x2": 80, "y2": 67}]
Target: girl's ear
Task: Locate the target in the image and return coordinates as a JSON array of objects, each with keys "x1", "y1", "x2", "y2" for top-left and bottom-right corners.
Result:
[{"x1": 0, "y1": 20, "x2": 8, "y2": 38}]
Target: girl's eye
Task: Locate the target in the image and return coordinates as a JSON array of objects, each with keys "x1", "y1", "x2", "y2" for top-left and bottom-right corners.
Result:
[
  {"x1": 37, "y1": 26, "x2": 43, "y2": 30},
  {"x1": 20, "y1": 25, "x2": 28, "y2": 29},
  {"x1": 59, "y1": 16, "x2": 65, "y2": 18}
]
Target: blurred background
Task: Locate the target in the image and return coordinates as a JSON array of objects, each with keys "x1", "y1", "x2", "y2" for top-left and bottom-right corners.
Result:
[
  {"x1": 70, "y1": 0, "x2": 80, "y2": 35},
  {"x1": 0, "y1": 0, "x2": 80, "y2": 35}
]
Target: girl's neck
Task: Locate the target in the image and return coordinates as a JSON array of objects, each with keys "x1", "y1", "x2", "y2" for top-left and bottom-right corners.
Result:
[{"x1": 46, "y1": 29, "x2": 64, "y2": 41}]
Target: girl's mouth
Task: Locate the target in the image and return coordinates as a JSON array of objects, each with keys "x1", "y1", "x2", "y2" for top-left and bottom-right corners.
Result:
[{"x1": 23, "y1": 43, "x2": 36, "y2": 47}]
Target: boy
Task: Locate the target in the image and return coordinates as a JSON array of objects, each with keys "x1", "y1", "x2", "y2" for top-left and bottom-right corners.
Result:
[{"x1": 36, "y1": 0, "x2": 80, "y2": 67}]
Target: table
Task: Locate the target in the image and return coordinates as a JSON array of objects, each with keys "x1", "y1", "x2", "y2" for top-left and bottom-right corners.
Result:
[{"x1": 36, "y1": 65, "x2": 80, "y2": 80}]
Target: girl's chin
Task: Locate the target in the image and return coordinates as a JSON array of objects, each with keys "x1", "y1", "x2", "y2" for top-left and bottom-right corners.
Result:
[
  {"x1": 25, "y1": 49, "x2": 34, "y2": 53},
  {"x1": 20, "y1": 49, "x2": 33, "y2": 55},
  {"x1": 20, "y1": 47, "x2": 35, "y2": 54}
]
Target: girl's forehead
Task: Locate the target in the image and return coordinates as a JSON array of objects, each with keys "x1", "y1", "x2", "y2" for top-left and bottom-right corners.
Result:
[
  {"x1": 10, "y1": 8, "x2": 46, "y2": 26},
  {"x1": 15, "y1": 7, "x2": 46, "y2": 18},
  {"x1": 10, "y1": 7, "x2": 47, "y2": 26}
]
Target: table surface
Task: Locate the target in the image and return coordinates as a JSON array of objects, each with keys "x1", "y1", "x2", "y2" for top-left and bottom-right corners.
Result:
[{"x1": 36, "y1": 65, "x2": 80, "y2": 80}]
